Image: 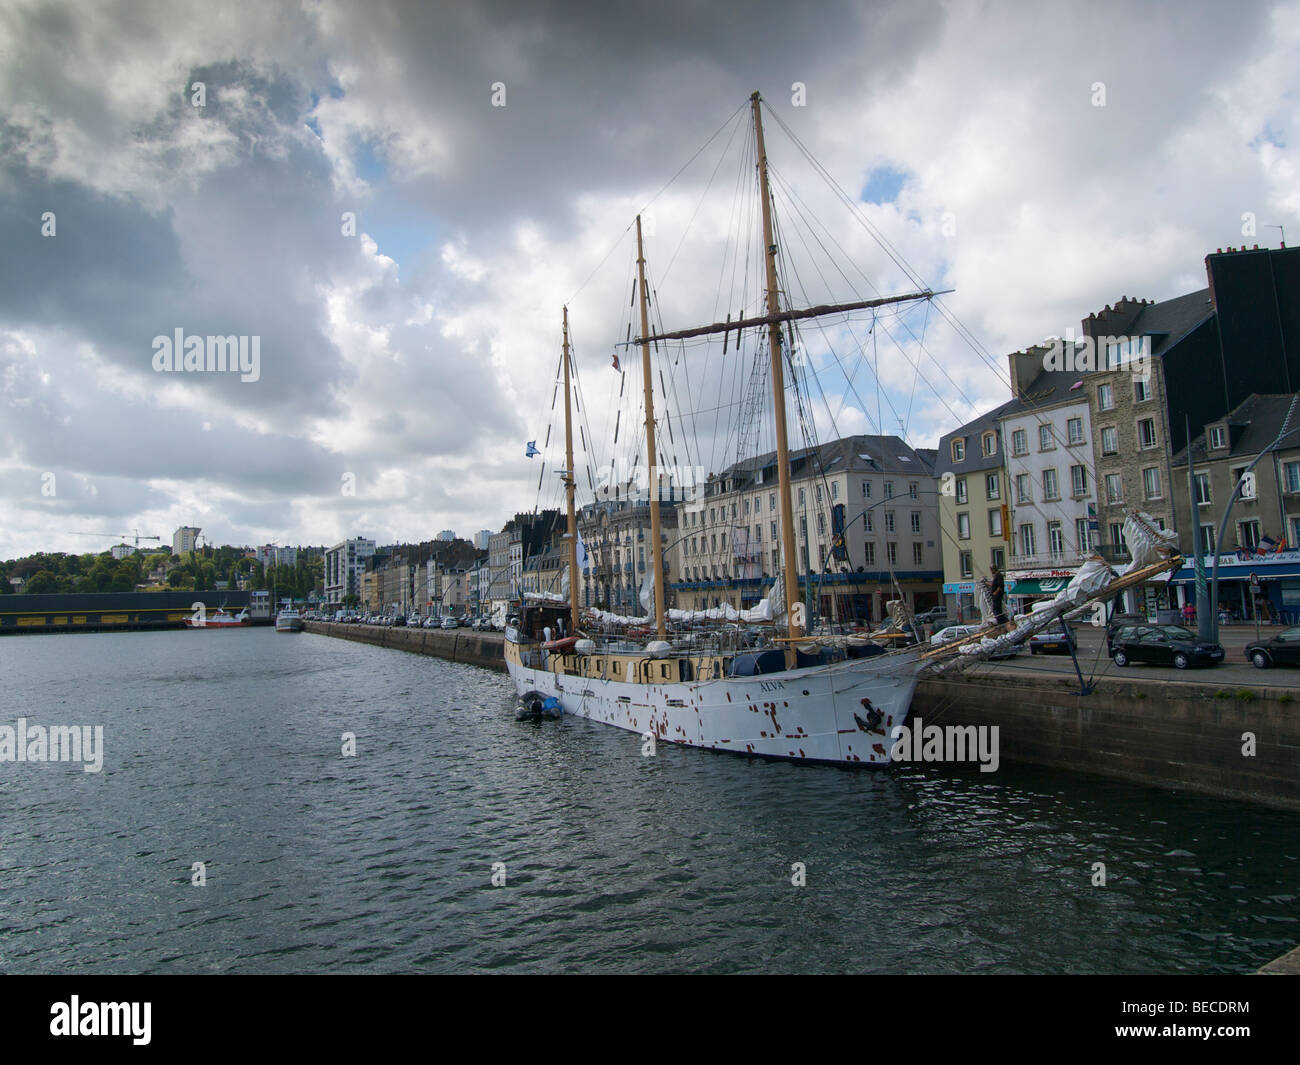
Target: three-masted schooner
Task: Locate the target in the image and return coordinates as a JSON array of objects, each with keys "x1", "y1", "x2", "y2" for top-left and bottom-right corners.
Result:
[{"x1": 503, "y1": 92, "x2": 1181, "y2": 765}]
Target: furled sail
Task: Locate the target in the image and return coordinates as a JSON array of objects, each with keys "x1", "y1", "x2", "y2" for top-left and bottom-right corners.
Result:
[
  {"x1": 933, "y1": 509, "x2": 1177, "y2": 667},
  {"x1": 1119, "y1": 510, "x2": 1180, "y2": 577},
  {"x1": 638, "y1": 568, "x2": 654, "y2": 614}
]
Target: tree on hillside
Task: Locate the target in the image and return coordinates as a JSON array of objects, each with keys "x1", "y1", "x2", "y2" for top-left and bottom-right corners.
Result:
[{"x1": 23, "y1": 569, "x2": 59, "y2": 594}]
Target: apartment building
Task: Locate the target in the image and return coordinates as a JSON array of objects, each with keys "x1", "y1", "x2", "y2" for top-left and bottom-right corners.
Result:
[
  {"x1": 937, "y1": 402, "x2": 1015, "y2": 619},
  {"x1": 1171, "y1": 393, "x2": 1300, "y2": 619},
  {"x1": 1000, "y1": 349, "x2": 1100, "y2": 610},
  {"x1": 324, "y1": 537, "x2": 376, "y2": 605},
  {"x1": 673, "y1": 435, "x2": 942, "y2": 624},
  {"x1": 576, "y1": 493, "x2": 680, "y2": 615}
]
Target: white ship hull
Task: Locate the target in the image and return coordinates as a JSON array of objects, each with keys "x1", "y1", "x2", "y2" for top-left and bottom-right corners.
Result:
[
  {"x1": 505, "y1": 639, "x2": 919, "y2": 765},
  {"x1": 183, "y1": 610, "x2": 249, "y2": 628}
]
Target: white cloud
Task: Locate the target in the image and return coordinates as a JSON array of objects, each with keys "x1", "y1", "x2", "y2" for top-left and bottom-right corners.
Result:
[{"x1": 0, "y1": 0, "x2": 1297, "y2": 557}]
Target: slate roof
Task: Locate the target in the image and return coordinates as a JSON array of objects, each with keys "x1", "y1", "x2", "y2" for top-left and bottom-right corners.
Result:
[
  {"x1": 708, "y1": 434, "x2": 935, "y2": 494},
  {"x1": 935, "y1": 399, "x2": 1018, "y2": 476},
  {"x1": 1171, "y1": 393, "x2": 1300, "y2": 467},
  {"x1": 1128, "y1": 288, "x2": 1216, "y2": 358}
]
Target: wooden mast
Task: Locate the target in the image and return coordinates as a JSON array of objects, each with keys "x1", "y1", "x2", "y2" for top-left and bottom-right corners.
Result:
[
  {"x1": 562, "y1": 306, "x2": 580, "y2": 635},
  {"x1": 636, "y1": 214, "x2": 668, "y2": 638},
  {"x1": 751, "y1": 91, "x2": 802, "y2": 662}
]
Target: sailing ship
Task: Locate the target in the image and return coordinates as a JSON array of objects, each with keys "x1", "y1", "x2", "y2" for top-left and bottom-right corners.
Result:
[{"x1": 503, "y1": 92, "x2": 1182, "y2": 765}]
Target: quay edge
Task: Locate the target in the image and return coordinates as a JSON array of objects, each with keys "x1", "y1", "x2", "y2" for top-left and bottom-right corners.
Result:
[
  {"x1": 304, "y1": 619, "x2": 505, "y2": 672},
  {"x1": 303, "y1": 621, "x2": 1300, "y2": 813}
]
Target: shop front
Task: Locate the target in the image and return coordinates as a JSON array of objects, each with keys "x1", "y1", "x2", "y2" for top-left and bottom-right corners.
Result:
[
  {"x1": 1170, "y1": 551, "x2": 1300, "y2": 625},
  {"x1": 943, "y1": 580, "x2": 978, "y2": 624}
]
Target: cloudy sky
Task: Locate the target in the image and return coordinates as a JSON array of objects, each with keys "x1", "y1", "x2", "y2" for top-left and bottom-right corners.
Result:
[{"x1": 2, "y1": 0, "x2": 1296, "y2": 558}]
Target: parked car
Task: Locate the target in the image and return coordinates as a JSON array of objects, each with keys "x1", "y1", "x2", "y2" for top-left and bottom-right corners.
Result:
[
  {"x1": 914, "y1": 607, "x2": 950, "y2": 627},
  {"x1": 441, "y1": 617, "x2": 459, "y2": 629},
  {"x1": 930, "y1": 624, "x2": 1018, "y2": 659},
  {"x1": 1029, "y1": 621, "x2": 1073, "y2": 655},
  {"x1": 1244, "y1": 626, "x2": 1300, "y2": 668},
  {"x1": 1109, "y1": 624, "x2": 1224, "y2": 669},
  {"x1": 930, "y1": 624, "x2": 979, "y2": 646},
  {"x1": 1105, "y1": 613, "x2": 1149, "y2": 654}
]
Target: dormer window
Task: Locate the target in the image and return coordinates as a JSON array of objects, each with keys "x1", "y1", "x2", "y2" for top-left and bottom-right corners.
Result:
[
  {"x1": 952, "y1": 438, "x2": 966, "y2": 462},
  {"x1": 982, "y1": 431, "x2": 997, "y2": 456},
  {"x1": 1209, "y1": 425, "x2": 1226, "y2": 450}
]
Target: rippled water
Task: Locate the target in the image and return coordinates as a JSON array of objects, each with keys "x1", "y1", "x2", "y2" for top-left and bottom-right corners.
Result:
[{"x1": 0, "y1": 628, "x2": 1296, "y2": 973}]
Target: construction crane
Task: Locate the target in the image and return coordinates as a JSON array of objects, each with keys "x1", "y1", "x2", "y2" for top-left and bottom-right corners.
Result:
[{"x1": 66, "y1": 530, "x2": 163, "y2": 550}]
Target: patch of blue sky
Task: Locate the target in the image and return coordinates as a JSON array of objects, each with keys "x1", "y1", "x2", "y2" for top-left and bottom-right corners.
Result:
[
  {"x1": 353, "y1": 138, "x2": 388, "y2": 184},
  {"x1": 359, "y1": 204, "x2": 440, "y2": 278},
  {"x1": 1250, "y1": 123, "x2": 1286, "y2": 150},
  {"x1": 860, "y1": 164, "x2": 908, "y2": 205}
]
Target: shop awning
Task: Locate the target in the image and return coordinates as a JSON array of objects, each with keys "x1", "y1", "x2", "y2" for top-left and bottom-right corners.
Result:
[
  {"x1": 1007, "y1": 577, "x2": 1072, "y2": 596},
  {"x1": 1171, "y1": 561, "x2": 1300, "y2": 582}
]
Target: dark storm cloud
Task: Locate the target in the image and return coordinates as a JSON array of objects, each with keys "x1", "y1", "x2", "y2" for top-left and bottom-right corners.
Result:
[{"x1": 314, "y1": 0, "x2": 937, "y2": 226}]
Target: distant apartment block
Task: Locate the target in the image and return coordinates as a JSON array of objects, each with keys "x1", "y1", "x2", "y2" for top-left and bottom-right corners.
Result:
[
  {"x1": 324, "y1": 538, "x2": 376, "y2": 605},
  {"x1": 254, "y1": 544, "x2": 298, "y2": 569},
  {"x1": 172, "y1": 526, "x2": 201, "y2": 556}
]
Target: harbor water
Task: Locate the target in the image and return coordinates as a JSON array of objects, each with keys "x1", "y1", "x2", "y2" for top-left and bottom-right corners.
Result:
[{"x1": 0, "y1": 628, "x2": 1296, "y2": 974}]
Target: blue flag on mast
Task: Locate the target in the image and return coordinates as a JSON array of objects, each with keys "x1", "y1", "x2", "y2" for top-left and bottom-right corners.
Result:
[{"x1": 525, "y1": 441, "x2": 539, "y2": 458}]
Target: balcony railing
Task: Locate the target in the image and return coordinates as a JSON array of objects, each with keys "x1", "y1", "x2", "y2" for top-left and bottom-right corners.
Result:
[{"x1": 1007, "y1": 549, "x2": 1093, "y2": 570}]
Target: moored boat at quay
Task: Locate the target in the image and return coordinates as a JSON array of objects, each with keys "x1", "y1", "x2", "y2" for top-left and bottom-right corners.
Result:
[
  {"x1": 275, "y1": 608, "x2": 303, "y2": 633},
  {"x1": 504, "y1": 92, "x2": 1182, "y2": 767},
  {"x1": 183, "y1": 606, "x2": 249, "y2": 629}
]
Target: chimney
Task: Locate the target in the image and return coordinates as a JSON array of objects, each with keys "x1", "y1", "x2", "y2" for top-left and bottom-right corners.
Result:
[{"x1": 1008, "y1": 347, "x2": 1045, "y2": 395}]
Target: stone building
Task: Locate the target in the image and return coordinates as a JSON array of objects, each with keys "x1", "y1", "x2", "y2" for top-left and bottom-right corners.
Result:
[
  {"x1": 1083, "y1": 245, "x2": 1300, "y2": 567},
  {"x1": 1170, "y1": 393, "x2": 1300, "y2": 620},
  {"x1": 576, "y1": 494, "x2": 680, "y2": 615},
  {"x1": 673, "y1": 435, "x2": 942, "y2": 624}
]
